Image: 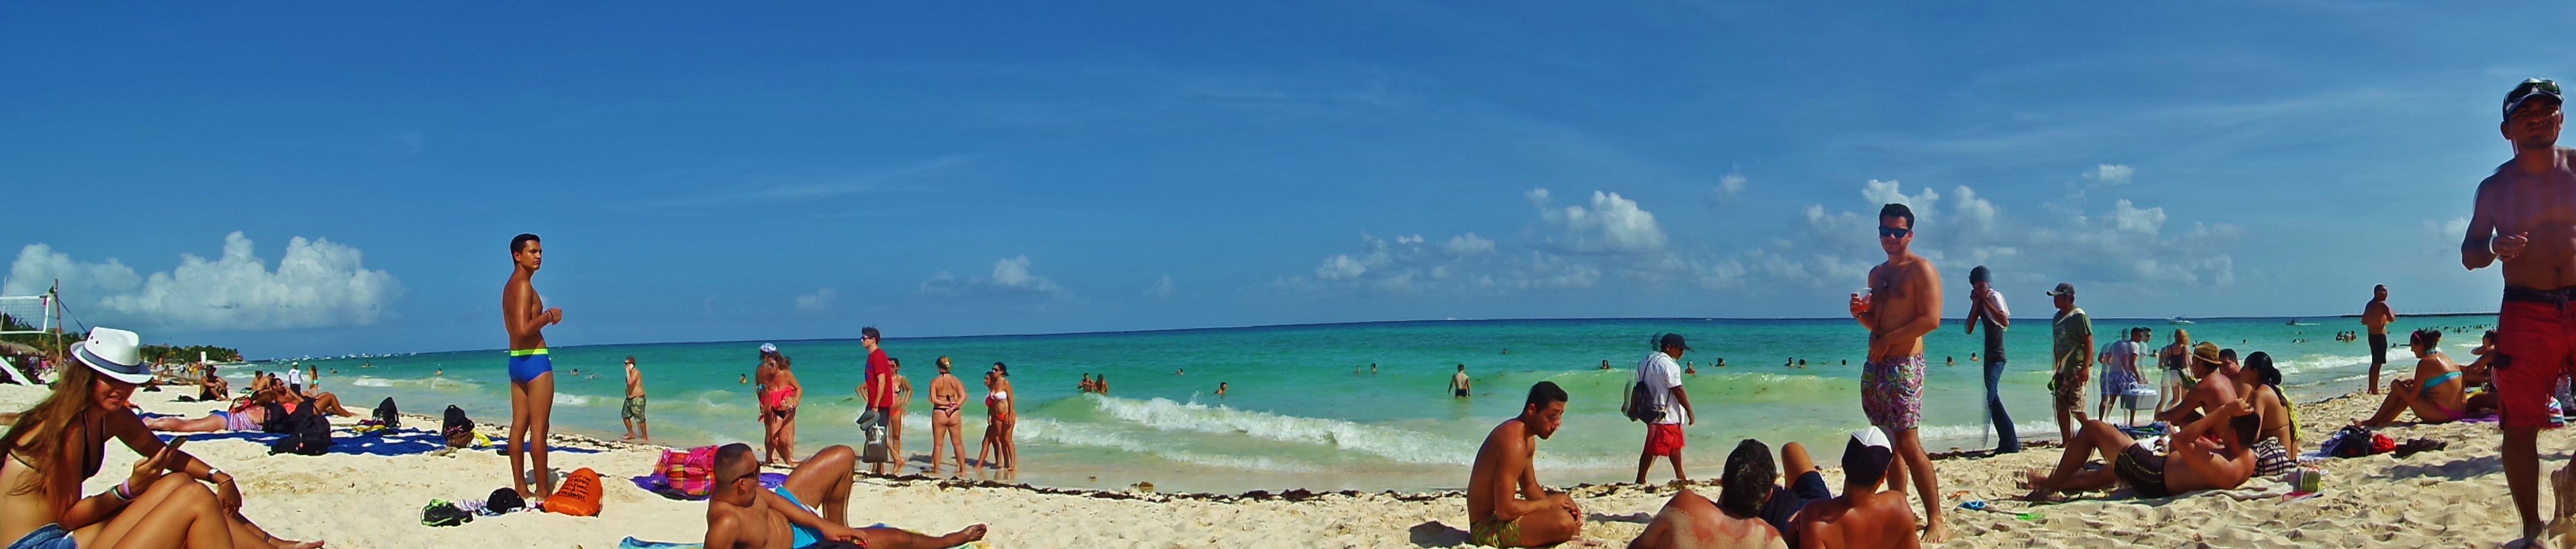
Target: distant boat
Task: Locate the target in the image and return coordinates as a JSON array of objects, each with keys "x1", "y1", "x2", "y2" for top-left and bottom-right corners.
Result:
[{"x1": 2167, "y1": 316, "x2": 2194, "y2": 325}]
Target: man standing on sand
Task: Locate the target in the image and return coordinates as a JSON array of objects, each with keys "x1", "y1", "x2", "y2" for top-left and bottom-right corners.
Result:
[
  {"x1": 502, "y1": 233, "x2": 564, "y2": 499},
  {"x1": 856, "y1": 327, "x2": 895, "y2": 475},
  {"x1": 2461, "y1": 77, "x2": 2576, "y2": 544},
  {"x1": 2363, "y1": 285, "x2": 2398, "y2": 394},
  {"x1": 1963, "y1": 265, "x2": 2017, "y2": 454},
  {"x1": 1453, "y1": 364, "x2": 1472, "y2": 398},
  {"x1": 2048, "y1": 283, "x2": 2094, "y2": 442},
  {"x1": 927, "y1": 356, "x2": 967, "y2": 477},
  {"x1": 1466, "y1": 381, "x2": 1583, "y2": 547},
  {"x1": 2096, "y1": 327, "x2": 2151, "y2": 425},
  {"x1": 1788, "y1": 428, "x2": 1921, "y2": 549},
  {"x1": 623, "y1": 356, "x2": 650, "y2": 442},
  {"x1": 1846, "y1": 203, "x2": 1948, "y2": 542},
  {"x1": 1633, "y1": 333, "x2": 1696, "y2": 484}
]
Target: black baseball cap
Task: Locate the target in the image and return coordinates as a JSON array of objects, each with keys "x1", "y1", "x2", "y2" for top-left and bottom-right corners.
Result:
[
  {"x1": 1659, "y1": 332, "x2": 1692, "y2": 351},
  {"x1": 2506, "y1": 78, "x2": 2563, "y2": 121}
]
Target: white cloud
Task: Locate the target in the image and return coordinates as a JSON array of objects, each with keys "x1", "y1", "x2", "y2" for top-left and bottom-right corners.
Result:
[
  {"x1": 917, "y1": 255, "x2": 1070, "y2": 306},
  {"x1": 2085, "y1": 164, "x2": 2135, "y2": 185},
  {"x1": 4, "y1": 232, "x2": 402, "y2": 331},
  {"x1": 794, "y1": 288, "x2": 838, "y2": 313},
  {"x1": 1316, "y1": 255, "x2": 1368, "y2": 280},
  {"x1": 2426, "y1": 217, "x2": 2469, "y2": 238},
  {"x1": 1718, "y1": 172, "x2": 1748, "y2": 198},
  {"x1": 1530, "y1": 189, "x2": 1667, "y2": 254},
  {"x1": 1144, "y1": 276, "x2": 1176, "y2": 298},
  {"x1": 2107, "y1": 199, "x2": 2168, "y2": 234},
  {"x1": 1442, "y1": 233, "x2": 1496, "y2": 256}
]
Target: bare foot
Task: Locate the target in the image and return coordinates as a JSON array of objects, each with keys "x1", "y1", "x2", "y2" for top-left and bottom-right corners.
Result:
[
  {"x1": 946, "y1": 524, "x2": 989, "y2": 544},
  {"x1": 277, "y1": 540, "x2": 325, "y2": 549},
  {"x1": 1924, "y1": 520, "x2": 1952, "y2": 544},
  {"x1": 620, "y1": 434, "x2": 634, "y2": 440}
]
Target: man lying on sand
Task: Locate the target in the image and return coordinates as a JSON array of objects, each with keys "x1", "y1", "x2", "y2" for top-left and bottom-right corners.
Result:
[
  {"x1": 1787, "y1": 428, "x2": 1919, "y2": 549},
  {"x1": 143, "y1": 406, "x2": 272, "y2": 434},
  {"x1": 1628, "y1": 439, "x2": 1812, "y2": 549},
  {"x1": 703, "y1": 443, "x2": 986, "y2": 549},
  {"x1": 2354, "y1": 329, "x2": 2469, "y2": 427},
  {"x1": 1466, "y1": 381, "x2": 1583, "y2": 547},
  {"x1": 2023, "y1": 397, "x2": 2257, "y2": 501}
]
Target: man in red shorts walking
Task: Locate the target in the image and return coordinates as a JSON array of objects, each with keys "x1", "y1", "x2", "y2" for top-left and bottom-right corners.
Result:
[
  {"x1": 1631, "y1": 333, "x2": 1696, "y2": 484},
  {"x1": 2463, "y1": 77, "x2": 2576, "y2": 545}
]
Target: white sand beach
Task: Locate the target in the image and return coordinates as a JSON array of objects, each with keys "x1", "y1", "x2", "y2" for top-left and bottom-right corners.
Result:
[{"x1": 1, "y1": 383, "x2": 2563, "y2": 548}]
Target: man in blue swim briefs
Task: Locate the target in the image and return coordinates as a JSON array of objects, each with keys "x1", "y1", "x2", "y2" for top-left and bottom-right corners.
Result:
[
  {"x1": 504, "y1": 233, "x2": 565, "y2": 499},
  {"x1": 704, "y1": 443, "x2": 987, "y2": 549},
  {"x1": 1848, "y1": 202, "x2": 1948, "y2": 542}
]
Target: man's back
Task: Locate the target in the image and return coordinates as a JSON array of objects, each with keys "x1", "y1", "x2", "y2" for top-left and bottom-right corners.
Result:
[{"x1": 1793, "y1": 491, "x2": 1918, "y2": 549}]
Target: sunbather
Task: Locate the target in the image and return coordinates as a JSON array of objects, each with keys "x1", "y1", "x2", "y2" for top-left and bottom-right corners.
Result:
[
  {"x1": 2355, "y1": 329, "x2": 2468, "y2": 427},
  {"x1": 2024, "y1": 397, "x2": 2258, "y2": 500},
  {"x1": 702, "y1": 443, "x2": 986, "y2": 549}
]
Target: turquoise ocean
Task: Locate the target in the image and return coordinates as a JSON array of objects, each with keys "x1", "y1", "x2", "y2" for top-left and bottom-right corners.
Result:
[{"x1": 272, "y1": 315, "x2": 2493, "y2": 494}]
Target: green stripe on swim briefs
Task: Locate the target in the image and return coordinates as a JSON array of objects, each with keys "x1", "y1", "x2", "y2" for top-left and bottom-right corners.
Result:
[{"x1": 507, "y1": 348, "x2": 550, "y2": 356}]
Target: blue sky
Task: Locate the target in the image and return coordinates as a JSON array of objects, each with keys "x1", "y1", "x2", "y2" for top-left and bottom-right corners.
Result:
[{"x1": 4, "y1": 2, "x2": 2568, "y2": 357}]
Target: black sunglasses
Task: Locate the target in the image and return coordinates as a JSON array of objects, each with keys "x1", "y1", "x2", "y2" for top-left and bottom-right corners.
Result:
[{"x1": 1878, "y1": 226, "x2": 1911, "y2": 238}]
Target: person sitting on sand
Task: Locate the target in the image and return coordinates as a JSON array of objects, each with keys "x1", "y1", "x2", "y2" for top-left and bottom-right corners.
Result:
[
  {"x1": 2023, "y1": 398, "x2": 2258, "y2": 501},
  {"x1": 1788, "y1": 427, "x2": 1918, "y2": 549},
  {"x1": 2355, "y1": 329, "x2": 2470, "y2": 427},
  {"x1": 2154, "y1": 343, "x2": 2238, "y2": 428},
  {"x1": 1466, "y1": 381, "x2": 1583, "y2": 547},
  {"x1": 2239, "y1": 352, "x2": 2300, "y2": 477},
  {"x1": 196, "y1": 370, "x2": 229, "y2": 403},
  {"x1": 1628, "y1": 439, "x2": 1799, "y2": 549},
  {"x1": 0, "y1": 327, "x2": 322, "y2": 549},
  {"x1": 2464, "y1": 330, "x2": 2502, "y2": 416},
  {"x1": 701, "y1": 443, "x2": 987, "y2": 549}
]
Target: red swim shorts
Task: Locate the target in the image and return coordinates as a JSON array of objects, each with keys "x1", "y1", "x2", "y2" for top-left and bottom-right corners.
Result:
[
  {"x1": 1644, "y1": 423, "x2": 1686, "y2": 457},
  {"x1": 2497, "y1": 300, "x2": 2576, "y2": 429}
]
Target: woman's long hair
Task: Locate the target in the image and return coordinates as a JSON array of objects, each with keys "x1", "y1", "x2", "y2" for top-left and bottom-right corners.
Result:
[{"x1": 1, "y1": 362, "x2": 102, "y2": 512}]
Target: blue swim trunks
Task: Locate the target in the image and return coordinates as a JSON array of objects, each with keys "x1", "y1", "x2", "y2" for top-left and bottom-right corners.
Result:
[
  {"x1": 773, "y1": 486, "x2": 823, "y2": 548},
  {"x1": 507, "y1": 348, "x2": 553, "y2": 384}
]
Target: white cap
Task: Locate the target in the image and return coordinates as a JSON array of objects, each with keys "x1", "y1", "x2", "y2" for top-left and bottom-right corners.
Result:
[{"x1": 758, "y1": 343, "x2": 778, "y2": 354}]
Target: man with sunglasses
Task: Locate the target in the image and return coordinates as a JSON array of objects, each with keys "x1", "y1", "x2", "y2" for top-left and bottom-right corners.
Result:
[
  {"x1": 2463, "y1": 77, "x2": 2576, "y2": 545},
  {"x1": 1846, "y1": 202, "x2": 1948, "y2": 542},
  {"x1": 856, "y1": 326, "x2": 896, "y2": 474},
  {"x1": 702, "y1": 442, "x2": 987, "y2": 549}
]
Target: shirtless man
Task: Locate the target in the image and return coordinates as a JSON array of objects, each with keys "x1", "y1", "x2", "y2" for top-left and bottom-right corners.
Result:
[
  {"x1": 1628, "y1": 439, "x2": 1794, "y2": 549},
  {"x1": 1788, "y1": 428, "x2": 1919, "y2": 549},
  {"x1": 701, "y1": 443, "x2": 986, "y2": 549},
  {"x1": 2154, "y1": 343, "x2": 2240, "y2": 429},
  {"x1": 1466, "y1": 381, "x2": 1583, "y2": 547},
  {"x1": 1452, "y1": 365, "x2": 1472, "y2": 398},
  {"x1": 501, "y1": 233, "x2": 564, "y2": 499},
  {"x1": 2363, "y1": 285, "x2": 2398, "y2": 394},
  {"x1": 927, "y1": 356, "x2": 967, "y2": 476},
  {"x1": 2462, "y1": 78, "x2": 2576, "y2": 544},
  {"x1": 2024, "y1": 399, "x2": 2258, "y2": 501},
  {"x1": 1845, "y1": 203, "x2": 1947, "y2": 542},
  {"x1": 623, "y1": 356, "x2": 650, "y2": 442}
]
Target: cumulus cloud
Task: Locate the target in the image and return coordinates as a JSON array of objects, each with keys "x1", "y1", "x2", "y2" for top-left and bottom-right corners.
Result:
[
  {"x1": 1144, "y1": 276, "x2": 1176, "y2": 298},
  {"x1": 2107, "y1": 199, "x2": 2167, "y2": 234},
  {"x1": 794, "y1": 288, "x2": 838, "y2": 313},
  {"x1": 1442, "y1": 233, "x2": 1496, "y2": 256},
  {"x1": 1529, "y1": 189, "x2": 1667, "y2": 254},
  {"x1": 2085, "y1": 164, "x2": 2135, "y2": 185},
  {"x1": 1277, "y1": 231, "x2": 1603, "y2": 297},
  {"x1": 4, "y1": 232, "x2": 402, "y2": 331},
  {"x1": 1718, "y1": 172, "x2": 1748, "y2": 198},
  {"x1": 918, "y1": 255, "x2": 1070, "y2": 306}
]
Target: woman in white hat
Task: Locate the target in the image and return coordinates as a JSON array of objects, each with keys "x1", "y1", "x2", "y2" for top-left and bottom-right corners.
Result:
[{"x1": 0, "y1": 328, "x2": 320, "y2": 549}]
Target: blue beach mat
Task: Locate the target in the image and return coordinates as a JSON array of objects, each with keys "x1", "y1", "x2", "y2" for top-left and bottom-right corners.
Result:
[{"x1": 157, "y1": 429, "x2": 603, "y2": 457}]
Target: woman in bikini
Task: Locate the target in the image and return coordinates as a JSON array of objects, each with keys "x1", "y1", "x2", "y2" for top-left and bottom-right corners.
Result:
[
  {"x1": 927, "y1": 356, "x2": 967, "y2": 477},
  {"x1": 769, "y1": 354, "x2": 804, "y2": 467},
  {"x1": 0, "y1": 328, "x2": 320, "y2": 549},
  {"x1": 976, "y1": 363, "x2": 1017, "y2": 476},
  {"x1": 2356, "y1": 329, "x2": 2469, "y2": 427}
]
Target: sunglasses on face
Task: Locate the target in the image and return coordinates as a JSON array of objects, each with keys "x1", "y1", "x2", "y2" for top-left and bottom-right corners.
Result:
[{"x1": 1878, "y1": 226, "x2": 1911, "y2": 239}]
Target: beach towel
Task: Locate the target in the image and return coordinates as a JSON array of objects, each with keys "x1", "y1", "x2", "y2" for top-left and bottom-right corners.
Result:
[
  {"x1": 618, "y1": 528, "x2": 983, "y2": 549},
  {"x1": 630, "y1": 472, "x2": 787, "y2": 501},
  {"x1": 159, "y1": 428, "x2": 602, "y2": 458}
]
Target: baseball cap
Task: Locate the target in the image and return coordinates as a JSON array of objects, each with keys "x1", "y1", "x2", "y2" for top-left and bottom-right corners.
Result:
[
  {"x1": 73, "y1": 327, "x2": 153, "y2": 385},
  {"x1": 2506, "y1": 78, "x2": 2563, "y2": 121},
  {"x1": 758, "y1": 343, "x2": 778, "y2": 355},
  {"x1": 1843, "y1": 427, "x2": 1895, "y2": 486},
  {"x1": 1659, "y1": 333, "x2": 1693, "y2": 351},
  {"x1": 2045, "y1": 282, "x2": 2076, "y2": 297}
]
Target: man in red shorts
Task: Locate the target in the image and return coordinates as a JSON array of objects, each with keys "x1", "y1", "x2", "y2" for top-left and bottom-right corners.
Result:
[
  {"x1": 2463, "y1": 76, "x2": 2576, "y2": 545},
  {"x1": 1632, "y1": 333, "x2": 1697, "y2": 484}
]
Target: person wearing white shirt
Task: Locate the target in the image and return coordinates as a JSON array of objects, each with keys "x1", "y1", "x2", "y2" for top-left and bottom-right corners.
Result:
[
  {"x1": 1964, "y1": 266, "x2": 2018, "y2": 454},
  {"x1": 1631, "y1": 333, "x2": 1696, "y2": 484},
  {"x1": 283, "y1": 363, "x2": 306, "y2": 396}
]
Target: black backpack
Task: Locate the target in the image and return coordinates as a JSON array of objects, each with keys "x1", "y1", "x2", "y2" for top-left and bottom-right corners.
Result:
[
  {"x1": 268, "y1": 398, "x2": 333, "y2": 455},
  {"x1": 1623, "y1": 380, "x2": 1661, "y2": 422},
  {"x1": 372, "y1": 397, "x2": 400, "y2": 429}
]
